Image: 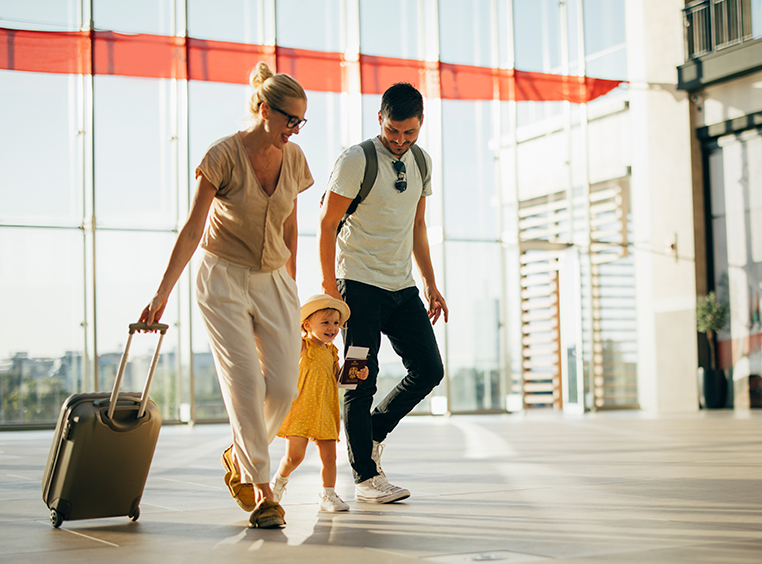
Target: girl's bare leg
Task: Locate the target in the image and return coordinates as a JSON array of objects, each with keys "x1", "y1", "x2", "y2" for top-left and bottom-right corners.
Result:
[
  {"x1": 277, "y1": 436, "x2": 309, "y2": 478},
  {"x1": 315, "y1": 439, "x2": 338, "y2": 488}
]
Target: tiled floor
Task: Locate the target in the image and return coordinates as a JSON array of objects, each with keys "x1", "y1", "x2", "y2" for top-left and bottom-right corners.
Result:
[{"x1": 2, "y1": 410, "x2": 762, "y2": 563}]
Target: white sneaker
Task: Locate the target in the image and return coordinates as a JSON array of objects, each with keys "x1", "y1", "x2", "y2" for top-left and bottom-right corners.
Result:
[
  {"x1": 319, "y1": 490, "x2": 350, "y2": 512},
  {"x1": 371, "y1": 441, "x2": 386, "y2": 479},
  {"x1": 355, "y1": 476, "x2": 410, "y2": 503},
  {"x1": 271, "y1": 475, "x2": 288, "y2": 503}
]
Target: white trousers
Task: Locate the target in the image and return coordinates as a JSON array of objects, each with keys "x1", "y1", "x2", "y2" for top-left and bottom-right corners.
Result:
[{"x1": 196, "y1": 252, "x2": 300, "y2": 484}]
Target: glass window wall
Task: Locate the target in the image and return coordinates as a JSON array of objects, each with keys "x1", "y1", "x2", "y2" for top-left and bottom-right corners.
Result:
[
  {"x1": 514, "y1": 0, "x2": 562, "y2": 74},
  {"x1": 94, "y1": 0, "x2": 174, "y2": 35},
  {"x1": 188, "y1": 0, "x2": 264, "y2": 44},
  {"x1": 438, "y1": 0, "x2": 492, "y2": 67},
  {"x1": 0, "y1": 0, "x2": 80, "y2": 31},
  {"x1": 0, "y1": 228, "x2": 85, "y2": 424},
  {"x1": 0, "y1": 0, "x2": 635, "y2": 427},
  {"x1": 94, "y1": 76, "x2": 177, "y2": 230},
  {"x1": 1, "y1": 72, "x2": 82, "y2": 227},
  {"x1": 583, "y1": 0, "x2": 627, "y2": 80},
  {"x1": 94, "y1": 231, "x2": 179, "y2": 411},
  {"x1": 292, "y1": 91, "x2": 345, "y2": 234},
  {"x1": 359, "y1": 0, "x2": 420, "y2": 59},
  {"x1": 706, "y1": 130, "x2": 762, "y2": 406},
  {"x1": 445, "y1": 241, "x2": 503, "y2": 412},
  {"x1": 441, "y1": 99, "x2": 498, "y2": 240},
  {"x1": 276, "y1": 0, "x2": 341, "y2": 52}
]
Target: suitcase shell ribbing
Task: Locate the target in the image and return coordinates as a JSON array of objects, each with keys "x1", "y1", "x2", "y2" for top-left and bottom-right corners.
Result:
[{"x1": 41, "y1": 323, "x2": 167, "y2": 528}]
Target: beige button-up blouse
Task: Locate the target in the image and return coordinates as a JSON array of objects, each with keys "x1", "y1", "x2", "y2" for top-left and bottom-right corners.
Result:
[{"x1": 197, "y1": 133, "x2": 314, "y2": 271}]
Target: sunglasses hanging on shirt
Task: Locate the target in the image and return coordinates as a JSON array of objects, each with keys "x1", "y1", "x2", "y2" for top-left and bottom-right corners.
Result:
[{"x1": 393, "y1": 160, "x2": 407, "y2": 193}]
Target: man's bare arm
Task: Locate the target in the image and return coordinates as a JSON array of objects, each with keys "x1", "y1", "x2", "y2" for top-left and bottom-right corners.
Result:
[{"x1": 317, "y1": 191, "x2": 353, "y2": 299}]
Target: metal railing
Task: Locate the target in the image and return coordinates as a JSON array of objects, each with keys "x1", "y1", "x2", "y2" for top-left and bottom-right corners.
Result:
[{"x1": 683, "y1": 0, "x2": 755, "y2": 59}]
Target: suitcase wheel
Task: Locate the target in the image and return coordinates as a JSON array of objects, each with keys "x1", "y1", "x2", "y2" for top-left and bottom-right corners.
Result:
[
  {"x1": 130, "y1": 507, "x2": 140, "y2": 522},
  {"x1": 50, "y1": 509, "x2": 63, "y2": 528}
]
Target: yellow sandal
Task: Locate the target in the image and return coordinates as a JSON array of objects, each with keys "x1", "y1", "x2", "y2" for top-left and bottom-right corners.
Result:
[
  {"x1": 248, "y1": 499, "x2": 286, "y2": 529},
  {"x1": 220, "y1": 445, "x2": 258, "y2": 512}
]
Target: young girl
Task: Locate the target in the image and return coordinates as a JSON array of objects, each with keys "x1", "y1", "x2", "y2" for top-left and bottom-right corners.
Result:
[{"x1": 271, "y1": 294, "x2": 368, "y2": 512}]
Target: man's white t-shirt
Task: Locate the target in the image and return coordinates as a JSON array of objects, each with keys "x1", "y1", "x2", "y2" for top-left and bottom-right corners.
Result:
[{"x1": 327, "y1": 136, "x2": 432, "y2": 292}]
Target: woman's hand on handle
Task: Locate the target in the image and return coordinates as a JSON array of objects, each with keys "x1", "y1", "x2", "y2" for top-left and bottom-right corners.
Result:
[{"x1": 139, "y1": 293, "x2": 169, "y2": 329}]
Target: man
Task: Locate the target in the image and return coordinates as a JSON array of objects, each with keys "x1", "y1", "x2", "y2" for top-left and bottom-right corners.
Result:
[{"x1": 318, "y1": 82, "x2": 448, "y2": 503}]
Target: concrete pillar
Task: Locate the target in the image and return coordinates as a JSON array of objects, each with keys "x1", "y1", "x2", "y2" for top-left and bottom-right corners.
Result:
[{"x1": 625, "y1": 0, "x2": 699, "y2": 412}]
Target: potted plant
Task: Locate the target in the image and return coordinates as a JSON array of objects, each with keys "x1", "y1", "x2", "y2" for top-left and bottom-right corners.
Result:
[{"x1": 696, "y1": 291, "x2": 729, "y2": 408}]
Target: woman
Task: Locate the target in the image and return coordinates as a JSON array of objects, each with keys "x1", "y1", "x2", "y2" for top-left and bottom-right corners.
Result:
[{"x1": 139, "y1": 61, "x2": 313, "y2": 528}]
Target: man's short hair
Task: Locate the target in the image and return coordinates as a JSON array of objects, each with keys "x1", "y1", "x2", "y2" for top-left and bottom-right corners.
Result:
[{"x1": 380, "y1": 82, "x2": 423, "y2": 122}]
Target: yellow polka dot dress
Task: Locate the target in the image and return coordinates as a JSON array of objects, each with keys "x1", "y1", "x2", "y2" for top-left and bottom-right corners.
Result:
[{"x1": 277, "y1": 338, "x2": 341, "y2": 441}]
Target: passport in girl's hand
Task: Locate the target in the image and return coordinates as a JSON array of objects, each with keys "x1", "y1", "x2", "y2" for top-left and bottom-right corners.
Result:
[{"x1": 337, "y1": 346, "x2": 369, "y2": 389}]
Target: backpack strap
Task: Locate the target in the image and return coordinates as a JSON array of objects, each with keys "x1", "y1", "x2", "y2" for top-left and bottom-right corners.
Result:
[
  {"x1": 345, "y1": 139, "x2": 426, "y2": 217},
  {"x1": 410, "y1": 143, "x2": 428, "y2": 185},
  {"x1": 344, "y1": 138, "x2": 378, "y2": 217}
]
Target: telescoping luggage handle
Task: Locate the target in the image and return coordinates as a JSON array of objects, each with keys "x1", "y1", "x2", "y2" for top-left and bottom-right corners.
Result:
[{"x1": 108, "y1": 322, "x2": 169, "y2": 420}]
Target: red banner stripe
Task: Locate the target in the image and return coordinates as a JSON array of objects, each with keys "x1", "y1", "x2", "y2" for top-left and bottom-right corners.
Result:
[
  {"x1": 440, "y1": 62, "x2": 499, "y2": 100},
  {"x1": 1, "y1": 27, "x2": 623, "y2": 103},
  {"x1": 187, "y1": 38, "x2": 273, "y2": 84},
  {"x1": 276, "y1": 47, "x2": 344, "y2": 93},
  {"x1": 1, "y1": 28, "x2": 90, "y2": 75},
  {"x1": 93, "y1": 31, "x2": 186, "y2": 79},
  {"x1": 359, "y1": 54, "x2": 427, "y2": 95}
]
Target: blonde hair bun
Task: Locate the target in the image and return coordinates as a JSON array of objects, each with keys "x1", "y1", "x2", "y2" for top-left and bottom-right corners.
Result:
[
  {"x1": 250, "y1": 61, "x2": 274, "y2": 91},
  {"x1": 247, "y1": 61, "x2": 306, "y2": 118}
]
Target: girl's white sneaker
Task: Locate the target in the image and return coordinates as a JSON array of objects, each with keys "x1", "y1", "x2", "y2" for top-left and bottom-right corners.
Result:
[
  {"x1": 271, "y1": 475, "x2": 288, "y2": 503},
  {"x1": 319, "y1": 490, "x2": 350, "y2": 512}
]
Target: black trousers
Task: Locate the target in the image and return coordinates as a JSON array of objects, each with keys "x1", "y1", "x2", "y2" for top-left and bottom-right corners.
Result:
[{"x1": 338, "y1": 279, "x2": 444, "y2": 483}]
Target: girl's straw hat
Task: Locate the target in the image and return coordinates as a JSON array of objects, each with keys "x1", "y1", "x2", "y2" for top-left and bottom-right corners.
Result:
[{"x1": 300, "y1": 294, "x2": 351, "y2": 326}]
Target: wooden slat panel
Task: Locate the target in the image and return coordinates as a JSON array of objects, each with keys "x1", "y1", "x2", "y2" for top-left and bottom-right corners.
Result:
[
  {"x1": 521, "y1": 308, "x2": 558, "y2": 322},
  {"x1": 520, "y1": 275, "x2": 555, "y2": 288},
  {"x1": 520, "y1": 224, "x2": 569, "y2": 239},
  {"x1": 521, "y1": 296, "x2": 557, "y2": 310},
  {"x1": 590, "y1": 212, "x2": 623, "y2": 227},
  {"x1": 523, "y1": 395, "x2": 557, "y2": 404},
  {"x1": 523, "y1": 383, "x2": 556, "y2": 393},
  {"x1": 522, "y1": 335, "x2": 557, "y2": 346},
  {"x1": 523, "y1": 358, "x2": 560, "y2": 369},
  {"x1": 520, "y1": 252, "x2": 561, "y2": 265},
  {"x1": 520, "y1": 261, "x2": 560, "y2": 276},
  {"x1": 521, "y1": 283, "x2": 558, "y2": 299},
  {"x1": 521, "y1": 346, "x2": 559, "y2": 358},
  {"x1": 589, "y1": 201, "x2": 618, "y2": 215},
  {"x1": 589, "y1": 187, "x2": 621, "y2": 202},
  {"x1": 518, "y1": 210, "x2": 569, "y2": 230},
  {"x1": 518, "y1": 198, "x2": 568, "y2": 218},
  {"x1": 521, "y1": 322, "x2": 557, "y2": 335},
  {"x1": 591, "y1": 228, "x2": 625, "y2": 240}
]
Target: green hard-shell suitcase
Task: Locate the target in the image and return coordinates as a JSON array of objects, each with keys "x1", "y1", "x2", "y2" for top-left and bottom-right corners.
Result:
[{"x1": 41, "y1": 322, "x2": 167, "y2": 528}]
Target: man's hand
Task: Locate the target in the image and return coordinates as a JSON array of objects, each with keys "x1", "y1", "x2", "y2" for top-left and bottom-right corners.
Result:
[
  {"x1": 425, "y1": 286, "x2": 448, "y2": 325},
  {"x1": 357, "y1": 366, "x2": 369, "y2": 380},
  {"x1": 321, "y1": 283, "x2": 343, "y2": 301}
]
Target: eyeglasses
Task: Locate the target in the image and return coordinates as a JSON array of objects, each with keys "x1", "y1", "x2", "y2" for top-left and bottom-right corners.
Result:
[
  {"x1": 271, "y1": 106, "x2": 308, "y2": 129},
  {"x1": 393, "y1": 159, "x2": 407, "y2": 193}
]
